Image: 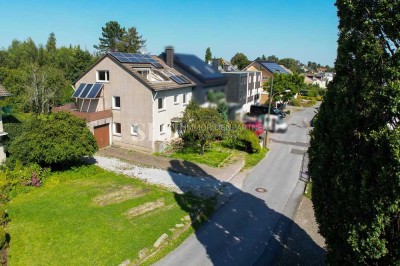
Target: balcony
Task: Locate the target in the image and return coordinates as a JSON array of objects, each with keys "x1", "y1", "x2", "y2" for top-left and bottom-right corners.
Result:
[{"x1": 53, "y1": 104, "x2": 112, "y2": 122}]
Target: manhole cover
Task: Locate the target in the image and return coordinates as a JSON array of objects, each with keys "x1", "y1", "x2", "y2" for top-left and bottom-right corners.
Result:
[{"x1": 255, "y1": 188, "x2": 267, "y2": 193}]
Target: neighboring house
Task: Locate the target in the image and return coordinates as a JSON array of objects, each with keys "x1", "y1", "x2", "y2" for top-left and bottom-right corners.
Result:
[
  {"x1": 59, "y1": 52, "x2": 195, "y2": 152},
  {"x1": 160, "y1": 47, "x2": 227, "y2": 106},
  {"x1": 208, "y1": 59, "x2": 262, "y2": 118},
  {"x1": 0, "y1": 84, "x2": 11, "y2": 161},
  {"x1": 279, "y1": 64, "x2": 293, "y2": 74},
  {"x1": 243, "y1": 61, "x2": 290, "y2": 104},
  {"x1": 303, "y1": 72, "x2": 334, "y2": 89},
  {"x1": 215, "y1": 58, "x2": 238, "y2": 72},
  {"x1": 242, "y1": 61, "x2": 290, "y2": 83},
  {"x1": 223, "y1": 71, "x2": 262, "y2": 117}
]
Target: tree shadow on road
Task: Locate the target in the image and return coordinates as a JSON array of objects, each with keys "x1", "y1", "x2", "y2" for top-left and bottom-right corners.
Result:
[{"x1": 159, "y1": 159, "x2": 326, "y2": 266}]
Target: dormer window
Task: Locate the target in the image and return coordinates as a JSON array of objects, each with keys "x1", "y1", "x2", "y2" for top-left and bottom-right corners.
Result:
[
  {"x1": 97, "y1": 70, "x2": 109, "y2": 82},
  {"x1": 136, "y1": 69, "x2": 150, "y2": 79}
]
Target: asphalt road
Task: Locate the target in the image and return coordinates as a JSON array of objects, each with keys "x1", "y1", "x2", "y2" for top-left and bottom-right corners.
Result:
[{"x1": 155, "y1": 106, "x2": 319, "y2": 266}]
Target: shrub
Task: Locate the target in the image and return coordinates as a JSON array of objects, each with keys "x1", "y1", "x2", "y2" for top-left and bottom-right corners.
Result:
[
  {"x1": 238, "y1": 130, "x2": 261, "y2": 154},
  {"x1": 0, "y1": 162, "x2": 51, "y2": 203},
  {"x1": 291, "y1": 98, "x2": 302, "y2": 107},
  {"x1": 8, "y1": 112, "x2": 98, "y2": 166},
  {"x1": 0, "y1": 227, "x2": 6, "y2": 249}
]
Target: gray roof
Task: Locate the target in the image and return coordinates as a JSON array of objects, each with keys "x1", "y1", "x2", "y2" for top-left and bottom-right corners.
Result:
[
  {"x1": 0, "y1": 84, "x2": 11, "y2": 97},
  {"x1": 172, "y1": 53, "x2": 227, "y2": 85}
]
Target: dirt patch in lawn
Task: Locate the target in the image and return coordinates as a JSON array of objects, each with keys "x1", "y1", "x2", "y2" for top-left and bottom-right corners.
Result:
[
  {"x1": 93, "y1": 185, "x2": 148, "y2": 206},
  {"x1": 124, "y1": 198, "x2": 165, "y2": 218}
]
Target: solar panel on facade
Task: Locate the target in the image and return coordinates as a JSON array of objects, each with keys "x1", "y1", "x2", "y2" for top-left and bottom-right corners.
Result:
[
  {"x1": 86, "y1": 83, "x2": 103, "y2": 99},
  {"x1": 72, "y1": 83, "x2": 87, "y2": 98},
  {"x1": 79, "y1": 84, "x2": 93, "y2": 98}
]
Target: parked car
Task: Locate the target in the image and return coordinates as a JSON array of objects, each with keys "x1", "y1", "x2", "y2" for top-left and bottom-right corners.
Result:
[
  {"x1": 243, "y1": 116, "x2": 264, "y2": 136},
  {"x1": 250, "y1": 105, "x2": 286, "y2": 118},
  {"x1": 264, "y1": 115, "x2": 288, "y2": 133}
]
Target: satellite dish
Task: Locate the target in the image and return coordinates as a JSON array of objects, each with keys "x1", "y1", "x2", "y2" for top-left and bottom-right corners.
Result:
[{"x1": 139, "y1": 47, "x2": 149, "y2": 55}]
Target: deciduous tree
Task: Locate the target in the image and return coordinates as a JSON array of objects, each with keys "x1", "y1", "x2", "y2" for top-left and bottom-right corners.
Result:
[
  {"x1": 230, "y1": 52, "x2": 250, "y2": 70},
  {"x1": 181, "y1": 102, "x2": 224, "y2": 155}
]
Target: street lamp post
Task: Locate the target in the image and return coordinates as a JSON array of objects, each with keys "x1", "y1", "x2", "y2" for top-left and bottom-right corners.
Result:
[
  {"x1": 263, "y1": 76, "x2": 290, "y2": 148},
  {"x1": 264, "y1": 76, "x2": 274, "y2": 148}
]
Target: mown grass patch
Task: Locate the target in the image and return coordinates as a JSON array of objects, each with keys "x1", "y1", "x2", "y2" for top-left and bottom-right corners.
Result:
[
  {"x1": 243, "y1": 148, "x2": 268, "y2": 169},
  {"x1": 6, "y1": 165, "x2": 215, "y2": 265},
  {"x1": 168, "y1": 143, "x2": 232, "y2": 167}
]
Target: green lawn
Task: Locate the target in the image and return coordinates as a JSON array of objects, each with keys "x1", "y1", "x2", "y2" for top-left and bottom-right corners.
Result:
[
  {"x1": 168, "y1": 143, "x2": 233, "y2": 167},
  {"x1": 6, "y1": 165, "x2": 214, "y2": 265},
  {"x1": 243, "y1": 148, "x2": 268, "y2": 169}
]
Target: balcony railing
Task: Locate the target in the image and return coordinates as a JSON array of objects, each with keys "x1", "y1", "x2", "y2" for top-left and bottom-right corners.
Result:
[{"x1": 53, "y1": 105, "x2": 112, "y2": 122}]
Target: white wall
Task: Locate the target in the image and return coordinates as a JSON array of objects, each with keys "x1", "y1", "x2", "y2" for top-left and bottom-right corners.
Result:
[{"x1": 152, "y1": 88, "x2": 192, "y2": 142}]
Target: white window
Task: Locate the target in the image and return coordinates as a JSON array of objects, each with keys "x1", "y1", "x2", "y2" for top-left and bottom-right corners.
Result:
[
  {"x1": 248, "y1": 76, "x2": 251, "y2": 83},
  {"x1": 174, "y1": 95, "x2": 179, "y2": 104},
  {"x1": 112, "y1": 96, "x2": 120, "y2": 109},
  {"x1": 183, "y1": 93, "x2": 187, "y2": 104},
  {"x1": 158, "y1": 97, "x2": 165, "y2": 110},
  {"x1": 97, "y1": 70, "x2": 109, "y2": 82},
  {"x1": 131, "y1": 124, "x2": 138, "y2": 136},
  {"x1": 160, "y1": 124, "x2": 165, "y2": 134},
  {"x1": 113, "y1": 122, "x2": 121, "y2": 135}
]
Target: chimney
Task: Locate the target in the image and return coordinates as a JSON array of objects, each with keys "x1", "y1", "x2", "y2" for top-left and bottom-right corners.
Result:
[
  {"x1": 212, "y1": 58, "x2": 220, "y2": 71},
  {"x1": 165, "y1": 46, "x2": 174, "y2": 68}
]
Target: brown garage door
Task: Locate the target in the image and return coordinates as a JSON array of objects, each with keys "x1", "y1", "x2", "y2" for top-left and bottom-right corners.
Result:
[{"x1": 94, "y1": 124, "x2": 110, "y2": 149}]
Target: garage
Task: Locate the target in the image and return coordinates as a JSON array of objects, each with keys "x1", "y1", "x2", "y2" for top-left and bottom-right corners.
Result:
[{"x1": 93, "y1": 124, "x2": 110, "y2": 149}]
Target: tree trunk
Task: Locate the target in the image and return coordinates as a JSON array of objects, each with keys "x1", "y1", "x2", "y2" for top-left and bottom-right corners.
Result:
[{"x1": 200, "y1": 139, "x2": 206, "y2": 156}]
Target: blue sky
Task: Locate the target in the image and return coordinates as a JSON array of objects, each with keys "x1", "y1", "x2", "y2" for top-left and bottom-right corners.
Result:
[{"x1": 0, "y1": 0, "x2": 338, "y2": 66}]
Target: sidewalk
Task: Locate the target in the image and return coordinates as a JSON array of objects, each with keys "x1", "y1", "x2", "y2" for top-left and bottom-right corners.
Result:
[{"x1": 97, "y1": 146, "x2": 244, "y2": 182}]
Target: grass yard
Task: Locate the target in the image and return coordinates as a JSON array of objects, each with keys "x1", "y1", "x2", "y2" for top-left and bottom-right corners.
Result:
[
  {"x1": 168, "y1": 143, "x2": 233, "y2": 167},
  {"x1": 6, "y1": 165, "x2": 215, "y2": 265}
]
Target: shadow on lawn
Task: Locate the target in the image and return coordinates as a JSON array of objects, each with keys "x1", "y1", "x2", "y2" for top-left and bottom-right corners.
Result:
[{"x1": 159, "y1": 159, "x2": 326, "y2": 266}]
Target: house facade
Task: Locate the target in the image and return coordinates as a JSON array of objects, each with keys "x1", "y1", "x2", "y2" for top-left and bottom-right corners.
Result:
[
  {"x1": 65, "y1": 52, "x2": 195, "y2": 152},
  {"x1": 223, "y1": 71, "x2": 262, "y2": 116}
]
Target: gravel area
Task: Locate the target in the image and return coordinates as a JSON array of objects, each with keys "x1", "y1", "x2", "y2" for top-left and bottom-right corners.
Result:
[{"x1": 94, "y1": 155, "x2": 227, "y2": 198}]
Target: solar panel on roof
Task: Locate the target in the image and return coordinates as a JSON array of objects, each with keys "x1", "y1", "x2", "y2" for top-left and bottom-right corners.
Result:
[
  {"x1": 72, "y1": 83, "x2": 87, "y2": 98},
  {"x1": 260, "y1": 62, "x2": 289, "y2": 74},
  {"x1": 79, "y1": 84, "x2": 93, "y2": 98},
  {"x1": 86, "y1": 83, "x2": 103, "y2": 99},
  {"x1": 109, "y1": 52, "x2": 164, "y2": 68},
  {"x1": 170, "y1": 75, "x2": 185, "y2": 84},
  {"x1": 178, "y1": 75, "x2": 191, "y2": 83}
]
